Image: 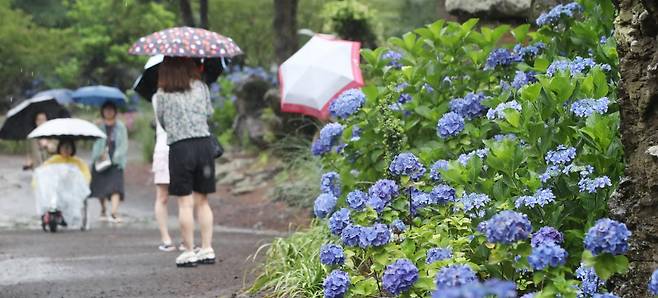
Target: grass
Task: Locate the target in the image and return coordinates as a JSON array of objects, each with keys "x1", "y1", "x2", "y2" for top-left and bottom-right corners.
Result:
[
  {"x1": 247, "y1": 222, "x2": 329, "y2": 298},
  {"x1": 268, "y1": 135, "x2": 322, "y2": 208}
]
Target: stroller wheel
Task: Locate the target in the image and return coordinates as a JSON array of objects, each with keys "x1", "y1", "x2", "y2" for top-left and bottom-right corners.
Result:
[{"x1": 48, "y1": 211, "x2": 59, "y2": 233}]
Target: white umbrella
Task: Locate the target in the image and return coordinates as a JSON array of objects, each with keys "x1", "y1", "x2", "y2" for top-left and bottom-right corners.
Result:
[
  {"x1": 28, "y1": 118, "x2": 106, "y2": 140},
  {"x1": 279, "y1": 34, "x2": 364, "y2": 119}
]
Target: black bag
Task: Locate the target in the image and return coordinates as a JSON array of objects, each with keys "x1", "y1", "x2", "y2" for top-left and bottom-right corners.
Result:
[{"x1": 210, "y1": 136, "x2": 224, "y2": 159}]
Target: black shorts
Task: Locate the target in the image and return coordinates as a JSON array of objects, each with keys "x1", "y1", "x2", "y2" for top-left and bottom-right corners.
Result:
[{"x1": 168, "y1": 137, "x2": 216, "y2": 196}]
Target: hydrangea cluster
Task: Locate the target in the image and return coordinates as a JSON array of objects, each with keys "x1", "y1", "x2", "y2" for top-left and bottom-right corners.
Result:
[
  {"x1": 528, "y1": 242, "x2": 568, "y2": 270},
  {"x1": 411, "y1": 189, "x2": 433, "y2": 214},
  {"x1": 328, "y1": 208, "x2": 351, "y2": 235},
  {"x1": 430, "y1": 160, "x2": 449, "y2": 182},
  {"x1": 367, "y1": 195, "x2": 387, "y2": 213},
  {"x1": 531, "y1": 226, "x2": 564, "y2": 247},
  {"x1": 600, "y1": 36, "x2": 608, "y2": 44},
  {"x1": 323, "y1": 270, "x2": 350, "y2": 298},
  {"x1": 515, "y1": 188, "x2": 556, "y2": 208},
  {"x1": 513, "y1": 42, "x2": 545, "y2": 60},
  {"x1": 460, "y1": 192, "x2": 491, "y2": 218},
  {"x1": 546, "y1": 145, "x2": 577, "y2": 165},
  {"x1": 342, "y1": 223, "x2": 391, "y2": 248},
  {"x1": 319, "y1": 244, "x2": 345, "y2": 266},
  {"x1": 312, "y1": 123, "x2": 344, "y2": 155},
  {"x1": 437, "y1": 112, "x2": 465, "y2": 138},
  {"x1": 423, "y1": 83, "x2": 434, "y2": 93},
  {"x1": 494, "y1": 133, "x2": 518, "y2": 142},
  {"x1": 435, "y1": 264, "x2": 477, "y2": 290},
  {"x1": 592, "y1": 293, "x2": 619, "y2": 298},
  {"x1": 584, "y1": 218, "x2": 631, "y2": 256},
  {"x1": 389, "y1": 152, "x2": 427, "y2": 181},
  {"x1": 391, "y1": 219, "x2": 406, "y2": 233},
  {"x1": 430, "y1": 184, "x2": 457, "y2": 204},
  {"x1": 576, "y1": 263, "x2": 605, "y2": 297},
  {"x1": 449, "y1": 92, "x2": 488, "y2": 119},
  {"x1": 383, "y1": 50, "x2": 403, "y2": 68},
  {"x1": 329, "y1": 88, "x2": 366, "y2": 119},
  {"x1": 350, "y1": 126, "x2": 361, "y2": 142},
  {"x1": 649, "y1": 269, "x2": 658, "y2": 296},
  {"x1": 539, "y1": 165, "x2": 560, "y2": 183},
  {"x1": 432, "y1": 279, "x2": 516, "y2": 298},
  {"x1": 346, "y1": 190, "x2": 367, "y2": 210},
  {"x1": 571, "y1": 97, "x2": 609, "y2": 117},
  {"x1": 382, "y1": 259, "x2": 419, "y2": 295},
  {"x1": 314, "y1": 193, "x2": 337, "y2": 218},
  {"x1": 340, "y1": 224, "x2": 362, "y2": 247},
  {"x1": 368, "y1": 179, "x2": 399, "y2": 202},
  {"x1": 520, "y1": 293, "x2": 538, "y2": 298},
  {"x1": 458, "y1": 148, "x2": 489, "y2": 166},
  {"x1": 546, "y1": 56, "x2": 601, "y2": 77},
  {"x1": 578, "y1": 176, "x2": 612, "y2": 193},
  {"x1": 511, "y1": 71, "x2": 538, "y2": 89},
  {"x1": 484, "y1": 48, "x2": 520, "y2": 70},
  {"x1": 426, "y1": 247, "x2": 453, "y2": 264},
  {"x1": 486, "y1": 100, "x2": 522, "y2": 120},
  {"x1": 536, "y1": 2, "x2": 582, "y2": 26},
  {"x1": 321, "y1": 172, "x2": 341, "y2": 197},
  {"x1": 478, "y1": 210, "x2": 532, "y2": 244}
]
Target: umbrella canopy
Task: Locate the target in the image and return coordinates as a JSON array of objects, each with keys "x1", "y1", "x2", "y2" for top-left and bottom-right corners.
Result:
[
  {"x1": 72, "y1": 85, "x2": 126, "y2": 107},
  {"x1": 279, "y1": 35, "x2": 363, "y2": 119},
  {"x1": 0, "y1": 95, "x2": 71, "y2": 140},
  {"x1": 33, "y1": 89, "x2": 74, "y2": 105},
  {"x1": 28, "y1": 118, "x2": 106, "y2": 140},
  {"x1": 132, "y1": 55, "x2": 225, "y2": 101},
  {"x1": 128, "y1": 27, "x2": 242, "y2": 58}
]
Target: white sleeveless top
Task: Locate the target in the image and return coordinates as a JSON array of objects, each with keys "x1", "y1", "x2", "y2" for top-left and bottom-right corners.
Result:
[{"x1": 152, "y1": 99, "x2": 169, "y2": 154}]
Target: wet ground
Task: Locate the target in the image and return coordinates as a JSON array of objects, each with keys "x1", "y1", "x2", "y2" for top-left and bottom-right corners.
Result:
[{"x1": 0, "y1": 149, "x2": 293, "y2": 297}]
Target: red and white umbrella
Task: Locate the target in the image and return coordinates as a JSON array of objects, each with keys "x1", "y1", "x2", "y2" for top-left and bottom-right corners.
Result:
[{"x1": 279, "y1": 35, "x2": 363, "y2": 119}]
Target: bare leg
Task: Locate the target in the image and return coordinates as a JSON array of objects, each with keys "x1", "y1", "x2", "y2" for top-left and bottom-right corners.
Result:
[
  {"x1": 155, "y1": 185, "x2": 172, "y2": 244},
  {"x1": 111, "y1": 193, "x2": 122, "y2": 222},
  {"x1": 194, "y1": 192, "x2": 213, "y2": 250},
  {"x1": 178, "y1": 195, "x2": 195, "y2": 251},
  {"x1": 100, "y1": 198, "x2": 107, "y2": 217}
]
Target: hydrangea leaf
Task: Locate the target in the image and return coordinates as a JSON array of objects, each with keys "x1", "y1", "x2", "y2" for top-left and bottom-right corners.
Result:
[
  {"x1": 512, "y1": 24, "x2": 531, "y2": 43},
  {"x1": 582, "y1": 250, "x2": 629, "y2": 280}
]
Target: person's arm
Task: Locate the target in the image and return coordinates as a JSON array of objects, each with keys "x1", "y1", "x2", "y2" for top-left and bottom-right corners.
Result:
[
  {"x1": 90, "y1": 136, "x2": 104, "y2": 163},
  {"x1": 203, "y1": 83, "x2": 214, "y2": 120},
  {"x1": 112, "y1": 122, "x2": 129, "y2": 166}
]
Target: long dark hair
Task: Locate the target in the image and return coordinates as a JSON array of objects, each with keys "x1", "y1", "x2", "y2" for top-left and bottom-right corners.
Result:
[{"x1": 158, "y1": 57, "x2": 201, "y2": 93}]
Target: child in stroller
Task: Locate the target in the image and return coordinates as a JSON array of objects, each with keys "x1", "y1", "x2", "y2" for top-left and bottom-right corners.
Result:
[{"x1": 33, "y1": 139, "x2": 91, "y2": 232}]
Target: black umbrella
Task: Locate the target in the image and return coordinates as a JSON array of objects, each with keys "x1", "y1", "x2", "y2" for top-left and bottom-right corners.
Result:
[
  {"x1": 133, "y1": 55, "x2": 225, "y2": 101},
  {"x1": 0, "y1": 95, "x2": 71, "y2": 140}
]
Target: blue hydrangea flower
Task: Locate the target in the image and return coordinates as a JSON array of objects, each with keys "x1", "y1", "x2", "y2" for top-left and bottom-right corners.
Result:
[
  {"x1": 520, "y1": 293, "x2": 537, "y2": 298},
  {"x1": 426, "y1": 247, "x2": 453, "y2": 264},
  {"x1": 368, "y1": 179, "x2": 399, "y2": 202},
  {"x1": 346, "y1": 190, "x2": 368, "y2": 211},
  {"x1": 350, "y1": 126, "x2": 361, "y2": 142},
  {"x1": 494, "y1": 134, "x2": 517, "y2": 142},
  {"x1": 531, "y1": 226, "x2": 564, "y2": 247},
  {"x1": 511, "y1": 71, "x2": 538, "y2": 89},
  {"x1": 323, "y1": 270, "x2": 350, "y2": 298},
  {"x1": 592, "y1": 293, "x2": 619, "y2": 298},
  {"x1": 546, "y1": 145, "x2": 577, "y2": 165},
  {"x1": 430, "y1": 160, "x2": 449, "y2": 182},
  {"x1": 539, "y1": 165, "x2": 561, "y2": 183},
  {"x1": 312, "y1": 123, "x2": 344, "y2": 156},
  {"x1": 547, "y1": 56, "x2": 598, "y2": 77},
  {"x1": 314, "y1": 193, "x2": 337, "y2": 218},
  {"x1": 367, "y1": 195, "x2": 387, "y2": 213},
  {"x1": 423, "y1": 83, "x2": 434, "y2": 93},
  {"x1": 536, "y1": 2, "x2": 583, "y2": 26},
  {"x1": 329, "y1": 89, "x2": 366, "y2": 119},
  {"x1": 578, "y1": 176, "x2": 612, "y2": 193},
  {"x1": 437, "y1": 112, "x2": 465, "y2": 138},
  {"x1": 391, "y1": 219, "x2": 406, "y2": 233},
  {"x1": 460, "y1": 192, "x2": 491, "y2": 218},
  {"x1": 360, "y1": 223, "x2": 390, "y2": 248},
  {"x1": 514, "y1": 42, "x2": 545, "y2": 60},
  {"x1": 319, "y1": 244, "x2": 345, "y2": 266},
  {"x1": 411, "y1": 189, "x2": 433, "y2": 214},
  {"x1": 649, "y1": 269, "x2": 658, "y2": 296},
  {"x1": 328, "y1": 208, "x2": 351, "y2": 235},
  {"x1": 341, "y1": 224, "x2": 362, "y2": 247},
  {"x1": 389, "y1": 152, "x2": 427, "y2": 181},
  {"x1": 321, "y1": 172, "x2": 341, "y2": 197},
  {"x1": 484, "y1": 48, "x2": 520, "y2": 70},
  {"x1": 383, "y1": 50, "x2": 403, "y2": 69},
  {"x1": 546, "y1": 60, "x2": 571, "y2": 77},
  {"x1": 432, "y1": 279, "x2": 516, "y2": 298},
  {"x1": 584, "y1": 218, "x2": 631, "y2": 256},
  {"x1": 600, "y1": 36, "x2": 608, "y2": 44},
  {"x1": 528, "y1": 242, "x2": 568, "y2": 270},
  {"x1": 430, "y1": 184, "x2": 457, "y2": 204},
  {"x1": 435, "y1": 264, "x2": 478, "y2": 290},
  {"x1": 515, "y1": 188, "x2": 556, "y2": 208},
  {"x1": 486, "y1": 100, "x2": 522, "y2": 120},
  {"x1": 449, "y1": 92, "x2": 488, "y2": 119},
  {"x1": 483, "y1": 279, "x2": 517, "y2": 298},
  {"x1": 576, "y1": 263, "x2": 604, "y2": 297},
  {"x1": 571, "y1": 97, "x2": 609, "y2": 117},
  {"x1": 398, "y1": 93, "x2": 412, "y2": 104},
  {"x1": 458, "y1": 148, "x2": 489, "y2": 166},
  {"x1": 478, "y1": 210, "x2": 532, "y2": 244},
  {"x1": 382, "y1": 259, "x2": 419, "y2": 295}
]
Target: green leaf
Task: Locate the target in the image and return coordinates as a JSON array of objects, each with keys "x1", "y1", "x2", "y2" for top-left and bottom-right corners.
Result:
[
  {"x1": 503, "y1": 109, "x2": 522, "y2": 128},
  {"x1": 511, "y1": 24, "x2": 530, "y2": 43}
]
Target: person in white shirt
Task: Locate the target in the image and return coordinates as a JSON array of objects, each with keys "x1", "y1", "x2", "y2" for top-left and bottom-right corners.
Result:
[{"x1": 152, "y1": 99, "x2": 176, "y2": 251}]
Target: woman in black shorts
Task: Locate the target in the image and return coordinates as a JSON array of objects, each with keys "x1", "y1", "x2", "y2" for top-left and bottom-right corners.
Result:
[{"x1": 154, "y1": 57, "x2": 216, "y2": 267}]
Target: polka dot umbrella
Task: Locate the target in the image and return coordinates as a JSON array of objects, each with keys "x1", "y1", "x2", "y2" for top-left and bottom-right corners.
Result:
[{"x1": 128, "y1": 27, "x2": 242, "y2": 58}]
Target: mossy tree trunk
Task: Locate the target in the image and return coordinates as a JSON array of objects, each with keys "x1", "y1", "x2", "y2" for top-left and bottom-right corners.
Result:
[{"x1": 273, "y1": 0, "x2": 299, "y2": 64}]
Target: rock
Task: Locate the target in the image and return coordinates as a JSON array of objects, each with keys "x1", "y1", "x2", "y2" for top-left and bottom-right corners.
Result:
[
  {"x1": 217, "y1": 172, "x2": 246, "y2": 185},
  {"x1": 445, "y1": 0, "x2": 531, "y2": 19}
]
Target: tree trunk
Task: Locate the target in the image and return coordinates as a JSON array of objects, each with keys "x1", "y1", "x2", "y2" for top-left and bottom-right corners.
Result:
[
  {"x1": 273, "y1": 0, "x2": 299, "y2": 65},
  {"x1": 609, "y1": 0, "x2": 658, "y2": 296},
  {"x1": 179, "y1": 0, "x2": 195, "y2": 27},
  {"x1": 199, "y1": 0, "x2": 208, "y2": 29}
]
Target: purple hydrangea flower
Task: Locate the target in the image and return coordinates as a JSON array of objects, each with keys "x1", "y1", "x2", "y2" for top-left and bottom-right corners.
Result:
[
  {"x1": 391, "y1": 219, "x2": 406, "y2": 233},
  {"x1": 458, "y1": 148, "x2": 489, "y2": 166},
  {"x1": 389, "y1": 152, "x2": 427, "y2": 181},
  {"x1": 430, "y1": 184, "x2": 457, "y2": 204},
  {"x1": 578, "y1": 176, "x2": 612, "y2": 193},
  {"x1": 460, "y1": 192, "x2": 491, "y2": 218},
  {"x1": 382, "y1": 259, "x2": 419, "y2": 295},
  {"x1": 328, "y1": 208, "x2": 351, "y2": 235},
  {"x1": 368, "y1": 179, "x2": 399, "y2": 202},
  {"x1": 426, "y1": 247, "x2": 453, "y2": 264},
  {"x1": 584, "y1": 218, "x2": 631, "y2": 256},
  {"x1": 576, "y1": 263, "x2": 604, "y2": 297},
  {"x1": 341, "y1": 224, "x2": 362, "y2": 247},
  {"x1": 484, "y1": 48, "x2": 521, "y2": 70},
  {"x1": 528, "y1": 242, "x2": 568, "y2": 270},
  {"x1": 323, "y1": 270, "x2": 350, "y2": 298},
  {"x1": 486, "y1": 100, "x2": 522, "y2": 120},
  {"x1": 398, "y1": 93, "x2": 412, "y2": 104},
  {"x1": 360, "y1": 223, "x2": 390, "y2": 248},
  {"x1": 531, "y1": 226, "x2": 564, "y2": 247},
  {"x1": 314, "y1": 193, "x2": 337, "y2": 218},
  {"x1": 449, "y1": 92, "x2": 488, "y2": 119},
  {"x1": 367, "y1": 195, "x2": 387, "y2": 213},
  {"x1": 513, "y1": 42, "x2": 545, "y2": 60},
  {"x1": 430, "y1": 160, "x2": 449, "y2": 182},
  {"x1": 312, "y1": 123, "x2": 344, "y2": 156},
  {"x1": 511, "y1": 71, "x2": 538, "y2": 89},
  {"x1": 515, "y1": 188, "x2": 556, "y2": 208},
  {"x1": 320, "y1": 244, "x2": 345, "y2": 266},
  {"x1": 411, "y1": 190, "x2": 433, "y2": 214},
  {"x1": 321, "y1": 172, "x2": 341, "y2": 197},
  {"x1": 383, "y1": 50, "x2": 403, "y2": 68},
  {"x1": 649, "y1": 269, "x2": 658, "y2": 296},
  {"x1": 571, "y1": 98, "x2": 609, "y2": 117},
  {"x1": 592, "y1": 293, "x2": 619, "y2": 298},
  {"x1": 539, "y1": 165, "x2": 561, "y2": 183},
  {"x1": 536, "y1": 2, "x2": 583, "y2": 26},
  {"x1": 329, "y1": 88, "x2": 366, "y2": 119},
  {"x1": 478, "y1": 210, "x2": 532, "y2": 244},
  {"x1": 546, "y1": 145, "x2": 577, "y2": 165},
  {"x1": 437, "y1": 112, "x2": 465, "y2": 138},
  {"x1": 346, "y1": 190, "x2": 368, "y2": 211},
  {"x1": 432, "y1": 279, "x2": 516, "y2": 298},
  {"x1": 435, "y1": 264, "x2": 478, "y2": 290},
  {"x1": 423, "y1": 83, "x2": 434, "y2": 93}
]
